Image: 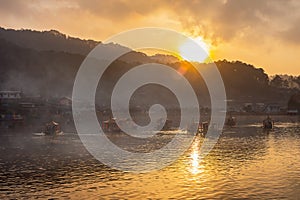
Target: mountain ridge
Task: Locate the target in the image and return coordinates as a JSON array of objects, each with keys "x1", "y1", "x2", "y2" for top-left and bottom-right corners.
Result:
[{"x1": 0, "y1": 27, "x2": 298, "y2": 107}]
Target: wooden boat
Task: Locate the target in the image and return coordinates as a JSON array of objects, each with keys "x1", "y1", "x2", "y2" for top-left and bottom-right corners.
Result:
[
  {"x1": 198, "y1": 122, "x2": 209, "y2": 136},
  {"x1": 263, "y1": 116, "x2": 273, "y2": 129},
  {"x1": 225, "y1": 115, "x2": 236, "y2": 127},
  {"x1": 102, "y1": 118, "x2": 138, "y2": 133},
  {"x1": 102, "y1": 118, "x2": 122, "y2": 133},
  {"x1": 43, "y1": 121, "x2": 63, "y2": 135},
  {"x1": 187, "y1": 122, "x2": 209, "y2": 136}
]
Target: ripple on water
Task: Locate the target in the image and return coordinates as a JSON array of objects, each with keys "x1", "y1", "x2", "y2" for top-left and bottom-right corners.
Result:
[{"x1": 0, "y1": 124, "x2": 299, "y2": 199}]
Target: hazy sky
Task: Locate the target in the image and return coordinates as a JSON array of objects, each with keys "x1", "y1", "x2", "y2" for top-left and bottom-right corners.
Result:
[{"x1": 0, "y1": 0, "x2": 299, "y2": 75}]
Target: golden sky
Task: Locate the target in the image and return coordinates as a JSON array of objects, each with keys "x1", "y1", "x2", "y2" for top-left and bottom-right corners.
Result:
[{"x1": 0, "y1": 0, "x2": 299, "y2": 75}]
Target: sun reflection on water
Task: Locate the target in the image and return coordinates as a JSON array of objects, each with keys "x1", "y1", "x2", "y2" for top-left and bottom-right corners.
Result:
[{"x1": 189, "y1": 137, "x2": 205, "y2": 175}]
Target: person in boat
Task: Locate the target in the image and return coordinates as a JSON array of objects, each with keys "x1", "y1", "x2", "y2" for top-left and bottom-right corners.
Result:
[
  {"x1": 44, "y1": 121, "x2": 61, "y2": 135},
  {"x1": 102, "y1": 117, "x2": 122, "y2": 133},
  {"x1": 226, "y1": 115, "x2": 236, "y2": 127},
  {"x1": 263, "y1": 116, "x2": 273, "y2": 129},
  {"x1": 192, "y1": 122, "x2": 208, "y2": 136},
  {"x1": 200, "y1": 122, "x2": 209, "y2": 136}
]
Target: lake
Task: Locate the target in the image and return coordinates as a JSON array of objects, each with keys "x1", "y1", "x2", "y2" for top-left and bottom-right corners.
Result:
[{"x1": 0, "y1": 115, "x2": 299, "y2": 199}]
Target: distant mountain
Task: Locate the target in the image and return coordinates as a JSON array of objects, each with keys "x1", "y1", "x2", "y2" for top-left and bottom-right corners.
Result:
[
  {"x1": 0, "y1": 27, "x2": 299, "y2": 107},
  {"x1": 150, "y1": 54, "x2": 180, "y2": 64},
  {"x1": 0, "y1": 27, "x2": 99, "y2": 55},
  {"x1": 0, "y1": 27, "x2": 157, "y2": 64},
  {"x1": 0, "y1": 38, "x2": 83, "y2": 96}
]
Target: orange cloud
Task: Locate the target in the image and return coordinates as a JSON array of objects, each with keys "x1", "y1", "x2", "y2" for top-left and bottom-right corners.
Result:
[{"x1": 0, "y1": 0, "x2": 299, "y2": 75}]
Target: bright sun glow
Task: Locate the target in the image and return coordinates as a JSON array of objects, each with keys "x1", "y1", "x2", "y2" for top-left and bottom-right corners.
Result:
[{"x1": 179, "y1": 36, "x2": 210, "y2": 63}]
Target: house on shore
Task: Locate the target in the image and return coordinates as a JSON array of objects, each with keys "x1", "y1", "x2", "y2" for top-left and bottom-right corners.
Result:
[
  {"x1": 0, "y1": 91, "x2": 22, "y2": 101},
  {"x1": 264, "y1": 103, "x2": 281, "y2": 114}
]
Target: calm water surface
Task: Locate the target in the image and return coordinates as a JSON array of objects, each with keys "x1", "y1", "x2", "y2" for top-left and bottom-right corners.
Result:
[{"x1": 0, "y1": 116, "x2": 299, "y2": 199}]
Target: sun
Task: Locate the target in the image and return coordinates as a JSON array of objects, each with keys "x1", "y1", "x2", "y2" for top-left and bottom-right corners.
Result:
[{"x1": 179, "y1": 36, "x2": 210, "y2": 63}]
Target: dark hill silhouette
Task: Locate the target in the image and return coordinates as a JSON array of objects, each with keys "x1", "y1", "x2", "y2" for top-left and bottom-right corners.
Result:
[
  {"x1": 0, "y1": 27, "x2": 298, "y2": 108},
  {"x1": 150, "y1": 54, "x2": 180, "y2": 64},
  {"x1": 288, "y1": 94, "x2": 300, "y2": 112},
  {"x1": 0, "y1": 27, "x2": 98, "y2": 55},
  {"x1": 214, "y1": 60, "x2": 272, "y2": 102},
  {"x1": 0, "y1": 38, "x2": 83, "y2": 96}
]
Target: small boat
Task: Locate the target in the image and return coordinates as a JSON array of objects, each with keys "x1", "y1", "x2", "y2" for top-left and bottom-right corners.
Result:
[
  {"x1": 102, "y1": 118, "x2": 122, "y2": 133},
  {"x1": 225, "y1": 115, "x2": 236, "y2": 127},
  {"x1": 42, "y1": 121, "x2": 63, "y2": 135},
  {"x1": 187, "y1": 122, "x2": 209, "y2": 136},
  {"x1": 263, "y1": 116, "x2": 273, "y2": 129},
  {"x1": 198, "y1": 122, "x2": 209, "y2": 136}
]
